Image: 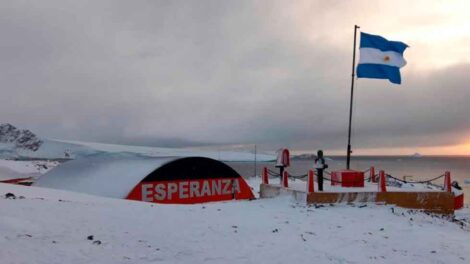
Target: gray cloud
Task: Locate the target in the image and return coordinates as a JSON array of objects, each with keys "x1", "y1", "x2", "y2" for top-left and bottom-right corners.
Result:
[{"x1": 1, "y1": 0, "x2": 469, "y2": 153}]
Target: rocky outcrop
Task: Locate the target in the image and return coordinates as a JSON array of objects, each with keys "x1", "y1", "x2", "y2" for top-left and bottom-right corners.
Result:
[{"x1": 0, "y1": 123, "x2": 43, "y2": 151}]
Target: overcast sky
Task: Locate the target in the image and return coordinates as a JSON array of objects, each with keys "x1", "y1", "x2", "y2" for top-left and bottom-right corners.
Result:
[{"x1": 1, "y1": 0, "x2": 470, "y2": 154}]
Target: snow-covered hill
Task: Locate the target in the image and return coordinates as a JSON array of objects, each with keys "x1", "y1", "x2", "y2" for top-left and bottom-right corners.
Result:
[{"x1": 0, "y1": 180, "x2": 469, "y2": 264}]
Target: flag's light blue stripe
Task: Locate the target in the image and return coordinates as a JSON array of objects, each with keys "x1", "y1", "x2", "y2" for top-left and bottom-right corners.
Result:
[
  {"x1": 360, "y1": 32, "x2": 408, "y2": 55},
  {"x1": 357, "y1": 64, "x2": 402, "y2": 84}
]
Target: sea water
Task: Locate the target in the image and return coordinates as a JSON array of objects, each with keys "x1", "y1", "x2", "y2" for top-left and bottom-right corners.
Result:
[{"x1": 228, "y1": 156, "x2": 470, "y2": 205}]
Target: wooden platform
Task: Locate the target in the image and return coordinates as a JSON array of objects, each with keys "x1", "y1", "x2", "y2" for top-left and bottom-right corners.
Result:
[{"x1": 260, "y1": 184, "x2": 455, "y2": 214}]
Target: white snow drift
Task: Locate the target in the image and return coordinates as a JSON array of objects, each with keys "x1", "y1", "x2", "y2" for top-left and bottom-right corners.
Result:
[{"x1": 0, "y1": 179, "x2": 469, "y2": 264}]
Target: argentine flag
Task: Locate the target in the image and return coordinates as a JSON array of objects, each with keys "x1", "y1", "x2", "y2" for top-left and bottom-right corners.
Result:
[{"x1": 357, "y1": 32, "x2": 408, "y2": 84}]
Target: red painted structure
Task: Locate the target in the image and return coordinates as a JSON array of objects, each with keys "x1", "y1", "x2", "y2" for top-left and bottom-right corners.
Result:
[
  {"x1": 307, "y1": 170, "x2": 315, "y2": 193},
  {"x1": 282, "y1": 171, "x2": 289, "y2": 188},
  {"x1": 444, "y1": 171, "x2": 451, "y2": 192},
  {"x1": 331, "y1": 170, "x2": 365, "y2": 187},
  {"x1": 0, "y1": 177, "x2": 33, "y2": 184},
  {"x1": 370, "y1": 166, "x2": 376, "y2": 183},
  {"x1": 275, "y1": 148, "x2": 290, "y2": 167},
  {"x1": 36, "y1": 156, "x2": 256, "y2": 204},
  {"x1": 126, "y1": 157, "x2": 255, "y2": 204},
  {"x1": 378, "y1": 170, "x2": 387, "y2": 192},
  {"x1": 454, "y1": 194, "x2": 464, "y2": 210},
  {"x1": 262, "y1": 167, "x2": 269, "y2": 184},
  {"x1": 442, "y1": 171, "x2": 464, "y2": 210},
  {"x1": 128, "y1": 177, "x2": 254, "y2": 204},
  {"x1": 275, "y1": 148, "x2": 290, "y2": 185}
]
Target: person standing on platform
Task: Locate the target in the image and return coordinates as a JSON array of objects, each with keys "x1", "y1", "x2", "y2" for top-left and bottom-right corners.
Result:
[{"x1": 314, "y1": 150, "x2": 328, "y2": 191}]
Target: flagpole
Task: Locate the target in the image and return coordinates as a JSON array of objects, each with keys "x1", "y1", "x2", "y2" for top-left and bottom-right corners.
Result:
[{"x1": 346, "y1": 25, "x2": 360, "y2": 170}]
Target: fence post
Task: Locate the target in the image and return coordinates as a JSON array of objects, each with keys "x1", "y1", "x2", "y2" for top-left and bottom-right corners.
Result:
[
  {"x1": 282, "y1": 171, "x2": 289, "y2": 188},
  {"x1": 307, "y1": 170, "x2": 315, "y2": 193},
  {"x1": 370, "y1": 166, "x2": 376, "y2": 183},
  {"x1": 444, "y1": 171, "x2": 451, "y2": 192},
  {"x1": 378, "y1": 170, "x2": 387, "y2": 192},
  {"x1": 262, "y1": 167, "x2": 269, "y2": 184}
]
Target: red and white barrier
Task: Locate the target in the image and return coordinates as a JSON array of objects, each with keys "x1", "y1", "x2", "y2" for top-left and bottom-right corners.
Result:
[
  {"x1": 444, "y1": 171, "x2": 451, "y2": 192},
  {"x1": 378, "y1": 170, "x2": 387, "y2": 192},
  {"x1": 276, "y1": 148, "x2": 290, "y2": 167},
  {"x1": 307, "y1": 170, "x2": 315, "y2": 193},
  {"x1": 282, "y1": 171, "x2": 289, "y2": 188},
  {"x1": 370, "y1": 166, "x2": 376, "y2": 183},
  {"x1": 262, "y1": 167, "x2": 269, "y2": 184}
]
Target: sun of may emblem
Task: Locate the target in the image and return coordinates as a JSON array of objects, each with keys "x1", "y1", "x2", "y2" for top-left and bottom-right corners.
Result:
[{"x1": 383, "y1": 55, "x2": 391, "y2": 62}]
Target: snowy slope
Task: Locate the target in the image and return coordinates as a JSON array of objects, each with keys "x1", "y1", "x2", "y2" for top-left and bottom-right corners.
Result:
[
  {"x1": 34, "y1": 155, "x2": 172, "y2": 198},
  {"x1": 1, "y1": 123, "x2": 274, "y2": 161},
  {"x1": 52, "y1": 139, "x2": 275, "y2": 161},
  {"x1": 1, "y1": 180, "x2": 469, "y2": 264},
  {"x1": 0, "y1": 139, "x2": 100, "y2": 160},
  {"x1": 1, "y1": 138, "x2": 275, "y2": 162},
  {"x1": 0, "y1": 159, "x2": 59, "y2": 181}
]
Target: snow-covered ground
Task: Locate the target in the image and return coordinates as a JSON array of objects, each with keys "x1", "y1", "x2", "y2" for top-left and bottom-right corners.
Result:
[{"x1": 1, "y1": 178, "x2": 469, "y2": 264}]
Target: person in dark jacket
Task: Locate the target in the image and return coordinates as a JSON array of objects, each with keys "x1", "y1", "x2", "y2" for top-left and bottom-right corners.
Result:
[{"x1": 314, "y1": 150, "x2": 328, "y2": 191}]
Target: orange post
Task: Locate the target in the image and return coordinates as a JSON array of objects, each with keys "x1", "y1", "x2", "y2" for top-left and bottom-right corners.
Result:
[
  {"x1": 378, "y1": 170, "x2": 387, "y2": 192},
  {"x1": 444, "y1": 171, "x2": 451, "y2": 192},
  {"x1": 282, "y1": 171, "x2": 289, "y2": 188},
  {"x1": 262, "y1": 167, "x2": 269, "y2": 184},
  {"x1": 307, "y1": 170, "x2": 315, "y2": 193},
  {"x1": 370, "y1": 166, "x2": 376, "y2": 183}
]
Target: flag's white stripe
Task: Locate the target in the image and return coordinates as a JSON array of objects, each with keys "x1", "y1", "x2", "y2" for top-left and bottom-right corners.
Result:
[{"x1": 358, "y1": 48, "x2": 407, "y2": 68}]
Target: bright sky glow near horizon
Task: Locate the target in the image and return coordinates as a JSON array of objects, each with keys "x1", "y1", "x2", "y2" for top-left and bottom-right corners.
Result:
[{"x1": 1, "y1": 0, "x2": 470, "y2": 155}]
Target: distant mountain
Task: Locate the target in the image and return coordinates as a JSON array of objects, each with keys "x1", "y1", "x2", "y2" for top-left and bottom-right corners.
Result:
[{"x1": 0, "y1": 123, "x2": 43, "y2": 151}]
